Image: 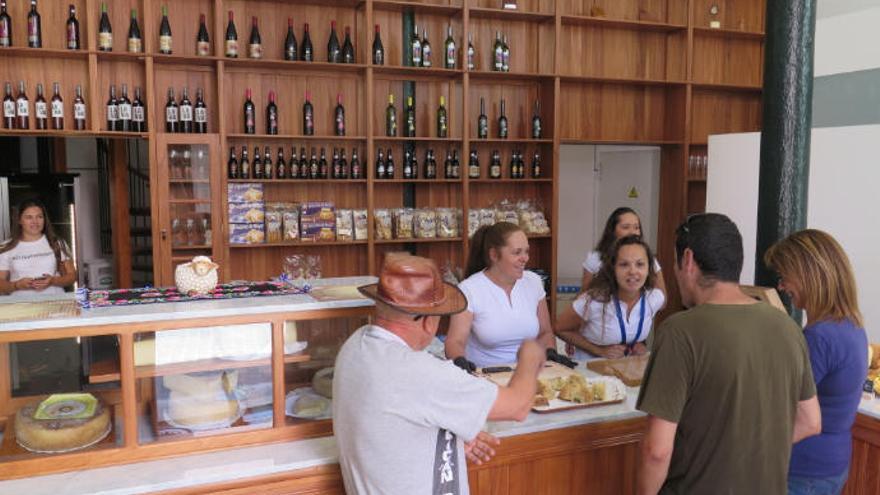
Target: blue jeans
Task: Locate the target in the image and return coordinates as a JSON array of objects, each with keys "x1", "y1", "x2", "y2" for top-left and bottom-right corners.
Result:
[{"x1": 788, "y1": 469, "x2": 849, "y2": 495}]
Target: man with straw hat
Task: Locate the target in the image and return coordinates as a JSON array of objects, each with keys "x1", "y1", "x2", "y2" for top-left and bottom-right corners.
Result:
[{"x1": 334, "y1": 253, "x2": 545, "y2": 494}]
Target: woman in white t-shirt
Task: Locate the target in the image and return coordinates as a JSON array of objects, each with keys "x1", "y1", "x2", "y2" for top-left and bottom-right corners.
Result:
[
  {"x1": 556, "y1": 235, "x2": 665, "y2": 361},
  {"x1": 582, "y1": 207, "x2": 666, "y2": 295},
  {"x1": 445, "y1": 222, "x2": 557, "y2": 368},
  {"x1": 0, "y1": 199, "x2": 76, "y2": 296}
]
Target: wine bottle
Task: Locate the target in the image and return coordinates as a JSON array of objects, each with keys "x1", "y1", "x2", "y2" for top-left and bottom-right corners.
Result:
[
  {"x1": 498, "y1": 99, "x2": 508, "y2": 139},
  {"x1": 132, "y1": 86, "x2": 145, "y2": 132},
  {"x1": 424, "y1": 149, "x2": 436, "y2": 179},
  {"x1": 239, "y1": 147, "x2": 250, "y2": 179},
  {"x1": 372, "y1": 24, "x2": 384, "y2": 65},
  {"x1": 477, "y1": 97, "x2": 488, "y2": 139},
  {"x1": 452, "y1": 149, "x2": 461, "y2": 178},
  {"x1": 334, "y1": 93, "x2": 345, "y2": 136},
  {"x1": 318, "y1": 147, "x2": 328, "y2": 179},
  {"x1": 227, "y1": 147, "x2": 238, "y2": 179},
  {"x1": 437, "y1": 96, "x2": 448, "y2": 138},
  {"x1": 67, "y1": 4, "x2": 80, "y2": 50},
  {"x1": 297, "y1": 147, "x2": 307, "y2": 178},
  {"x1": 127, "y1": 9, "x2": 141, "y2": 52},
  {"x1": 302, "y1": 90, "x2": 314, "y2": 135},
  {"x1": 263, "y1": 146, "x2": 273, "y2": 179},
  {"x1": 98, "y1": 3, "x2": 112, "y2": 51},
  {"x1": 531, "y1": 100, "x2": 542, "y2": 139},
  {"x1": 385, "y1": 94, "x2": 397, "y2": 137},
  {"x1": 284, "y1": 18, "x2": 297, "y2": 61},
  {"x1": 421, "y1": 27, "x2": 432, "y2": 67},
  {"x1": 301, "y1": 23, "x2": 313, "y2": 61},
  {"x1": 276, "y1": 147, "x2": 286, "y2": 179},
  {"x1": 339, "y1": 149, "x2": 349, "y2": 179},
  {"x1": 501, "y1": 35, "x2": 510, "y2": 72},
  {"x1": 118, "y1": 83, "x2": 132, "y2": 132},
  {"x1": 158, "y1": 5, "x2": 172, "y2": 54},
  {"x1": 509, "y1": 150, "x2": 517, "y2": 178},
  {"x1": 73, "y1": 84, "x2": 86, "y2": 130},
  {"x1": 443, "y1": 149, "x2": 453, "y2": 179},
  {"x1": 531, "y1": 150, "x2": 541, "y2": 178},
  {"x1": 34, "y1": 83, "x2": 46, "y2": 129},
  {"x1": 342, "y1": 26, "x2": 354, "y2": 63},
  {"x1": 266, "y1": 90, "x2": 278, "y2": 135},
  {"x1": 194, "y1": 87, "x2": 207, "y2": 133},
  {"x1": 410, "y1": 148, "x2": 419, "y2": 179},
  {"x1": 493, "y1": 31, "x2": 503, "y2": 71},
  {"x1": 164, "y1": 87, "x2": 177, "y2": 132},
  {"x1": 404, "y1": 96, "x2": 415, "y2": 138},
  {"x1": 248, "y1": 16, "x2": 261, "y2": 59},
  {"x1": 403, "y1": 148, "x2": 413, "y2": 179},
  {"x1": 468, "y1": 150, "x2": 480, "y2": 178},
  {"x1": 50, "y1": 82, "x2": 63, "y2": 130},
  {"x1": 196, "y1": 14, "x2": 210, "y2": 56},
  {"x1": 375, "y1": 148, "x2": 385, "y2": 179},
  {"x1": 490, "y1": 150, "x2": 501, "y2": 178},
  {"x1": 27, "y1": 0, "x2": 40, "y2": 48},
  {"x1": 467, "y1": 33, "x2": 475, "y2": 70},
  {"x1": 252, "y1": 146, "x2": 262, "y2": 179},
  {"x1": 410, "y1": 24, "x2": 422, "y2": 67},
  {"x1": 327, "y1": 21, "x2": 340, "y2": 63},
  {"x1": 288, "y1": 147, "x2": 299, "y2": 179},
  {"x1": 309, "y1": 147, "x2": 318, "y2": 179},
  {"x1": 105, "y1": 84, "x2": 118, "y2": 131},
  {"x1": 331, "y1": 148, "x2": 340, "y2": 179},
  {"x1": 0, "y1": 1, "x2": 11, "y2": 47},
  {"x1": 224, "y1": 11, "x2": 237, "y2": 57},
  {"x1": 243, "y1": 88, "x2": 255, "y2": 134},
  {"x1": 385, "y1": 148, "x2": 395, "y2": 178},
  {"x1": 350, "y1": 148, "x2": 361, "y2": 179},
  {"x1": 2, "y1": 82, "x2": 13, "y2": 129},
  {"x1": 444, "y1": 25, "x2": 456, "y2": 69},
  {"x1": 179, "y1": 86, "x2": 193, "y2": 133}
]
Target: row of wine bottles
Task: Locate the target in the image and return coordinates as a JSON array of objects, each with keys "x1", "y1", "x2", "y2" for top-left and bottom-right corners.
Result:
[
  {"x1": 228, "y1": 146, "x2": 362, "y2": 180},
  {"x1": 384, "y1": 94, "x2": 450, "y2": 138},
  {"x1": 0, "y1": 0, "x2": 51, "y2": 48},
  {"x1": 104, "y1": 84, "x2": 147, "y2": 132},
  {"x1": 242, "y1": 90, "x2": 346, "y2": 136},
  {"x1": 375, "y1": 147, "x2": 542, "y2": 180},
  {"x1": 163, "y1": 86, "x2": 208, "y2": 133},
  {"x1": 2, "y1": 80, "x2": 86, "y2": 130}
]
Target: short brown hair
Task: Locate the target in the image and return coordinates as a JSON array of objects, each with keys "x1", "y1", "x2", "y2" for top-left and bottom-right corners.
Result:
[{"x1": 764, "y1": 229, "x2": 863, "y2": 327}]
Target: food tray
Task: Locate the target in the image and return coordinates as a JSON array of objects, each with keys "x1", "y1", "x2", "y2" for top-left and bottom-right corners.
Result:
[{"x1": 531, "y1": 376, "x2": 627, "y2": 414}]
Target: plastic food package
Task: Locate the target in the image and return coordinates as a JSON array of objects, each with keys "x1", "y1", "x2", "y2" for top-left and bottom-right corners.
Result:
[
  {"x1": 374, "y1": 209, "x2": 393, "y2": 240},
  {"x1": 393, "y1": 208, "x2": 415, "y2": 239},
  {"x1": 336, "y1": 209, "x2": 354, "y2": 241},
  {"x1": 468, "y1": 209, "x2": 480, "y2": 237},
  {"x1": 353, "y1": 209, "x2": 369, "y2": 240},
  {"x1": 478, "y1": 208, "x2": 496, "y2": 227},
  {"x1": 494, "y1": 199, "x2": 519, "y2": 225},
  {"x1": 518, "y1": 200, "x2": 551, "y2": 235},
  {"x1": 265, "y1": 204, "x2": 284, "y2": 243},
  {"x1": 283, "y1": 208, "x2": 300, "y2": 241},
  {"x1": 414, "y1": 209, "x2": 437, "y2": 239},
  {"x1": 436, "y1": 208, "x2": 460, "y2": 238}
]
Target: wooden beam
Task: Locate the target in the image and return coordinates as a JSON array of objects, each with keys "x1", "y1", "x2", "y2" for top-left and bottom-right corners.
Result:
[{"x1": 109, "y1": 140, "x2": 133, "y2": 289}]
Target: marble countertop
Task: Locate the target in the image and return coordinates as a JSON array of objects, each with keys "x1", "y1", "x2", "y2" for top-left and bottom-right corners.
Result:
[
  {"x1": 858, "y1": 397, "x2": 880, "y2": 421},
  {"x1": 0, "y1": 277, "x2": 377, "y2": 334}
]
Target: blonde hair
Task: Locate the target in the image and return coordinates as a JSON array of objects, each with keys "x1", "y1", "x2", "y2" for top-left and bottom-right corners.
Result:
[{"x1": 764, "y1": 229, "x2": 863, "y2": 327}]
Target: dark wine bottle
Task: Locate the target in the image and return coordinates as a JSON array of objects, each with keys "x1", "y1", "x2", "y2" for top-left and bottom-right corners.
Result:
[
  {"x1": 452, "y1": 149, "x2": 461, "y2": 178},
  {"x1": 158, "y1": 5, "x2": 172, "y2": 54},
  {"x1": 443, "y1": 149, "x2": 453, "y2": 179},
  {"x1": 118, "y1": 83, "x2": 132, "y2": 132},
  {"x1": 350, "y1": 148, "x2": 361, "y2": 179},
  {"x1": 105, "y1": 84, "x2": 118, "y2": 131},
  {"x1": 468, "y1": 150, "x2": 480, "y2": 178},
  {"x1": 127, "y1": 8, "x2": 141, "y2": 52},
  {"x1": 194, "y1": 87, "x2": 207, "y2": 133},
  {"x1": 67, "y1": 4, "x2": 80, "y2": 50},
  {"x1": 224, "y1": 11, "x2": 237, "y2": 58},
  {"x1": 404, "y1": 96, "x2": 415, "y2": 138},
  {"x1": 338, "y1": 148, "x2": 349, "y2": 179},
  {"x1": 302, "y1": 90, "x2": 314, "y2": 135},
  {"x1": 437, "y1": 96, "x2": 448, "y2": 138},
  {"x1": 493, "y1": 31, "x2": 503, "y2": 71},
  {"x1": 243, "y1": 88, "x2": 255, "y2": 134},
  {"x1": 248, "y1": 16, "x2": 261, "y2": 59},
  {"x1": 301, "y1": 23, "x2": 313, "y2": 61},
  {"x1": 252, "y1": 146, "x2": 262, "y2": 179},
  {"x1": 196, "y1": 13, "x2": 210, "y2": 56},
  {"x1": 308, "y1": 147, "x2": 318, "y2": 179},
  {"x1": 508, "y1": 150, "x2": 517, "y2": 178},
  {"x1": 410, "y1": 24, "x2": 422, "y2": 67},
  {"x1": 227, "y1": 146, "x2": 238, "y2": 179},
  {"x1": 478, "y1": 97, "x2": 488, "y2": 139},
  {"x1": 375, "y1": 148, "x2": 385, "y2": 179},
  {"x1": 342, "y1": 26, "x2": 354, "y2": 63},
  {"x1": 98, "y1": 3, "x2": 112, "y2": 51},
  {"x1": 498, "y1": 99, "x2": 508, "y2": 139},
  {"x1": 50, "y1": 82, "x2": 63, "y2": 130},
  {"x1": 423, "y1": 149, "x2": 435, "y2": 179},
  {"x1": 444, "y1": 25, "x2": 456, "y2": 69},
  {"x1": 489, "y1": 150, "x2": 501, "y2": 178},
  {"x1": 403, "y1": 148, "x2": 413, "y2": 179},
  {"x1": 2, "y1": 82, "x2": 13, "y2": 129},
  {"x1": 0, "y1": 1, "x2": 11, "y2": 48},
  {"x1": 334, "y1": 93, "x2": 345, "y2": 136},
  {"x1": 318, "y1": 147, "x2": 328, "y2": 179},
  {"x1": 299, "y1": 147, "x2": 308, "y2": 178},
  {"x1": 27, "y1": 0, "x2": 41, "y2": 48},
  {"x1": 327, "y1": 21, "x2": 340, "y2": 63},
  {"x1": 531, "y1": 100, "x2": 542, "y2": 139},
  {"x1": 275, "y1": 147, "x2": 286, "y2": 179},
  {"x1": 421, "y1": 27, "x2": 432, "y2": 67},
  {"x1": 34, "y1": 83, "x2": 46, "y2": 129},
  {"x1": 179, "y1": 86, "x2": 193, "y2": 133},
  {"x1": 263, "y1": 146, "x2": 273, "y2": 180},
  {"x1": 239, "y1": 147, "x2": 250, "y2": 179},
  {"x1": 288, "y1": 147, "x2": 299, "y2": 179},
  {"x1": 385, "y1": 148, "x2": 395, "y2": 178},
  {"x1": 132, "y1": 86, "x2": 145, "y2": 132},
  {"x1": 73, "y1": 84, "x2": 86, "y2": 130},
  {"x1": 164, "y1": 87, "x2": 177, "y2": 132},
  {"x1": 531, "y1": 150, "x2": 541, "y2": 178},
  {"x1": 385, "y1": 94, "x2": 397, "y2": 137},
  {"x1": 502, "y1": 35, "x2": 510, "y2": 72},
  {"x1": 283, "y1": 18, "x2": 297, "y2": 61},
  {"x1": 266, "y1": 90, "x2": 278, "y2": 135},
  {"x1": 467, "y1": 33, "x2": 475, "y2": 70},
  {"x1": 372, "y1": 24, "x2": 384, "y2": 65}
]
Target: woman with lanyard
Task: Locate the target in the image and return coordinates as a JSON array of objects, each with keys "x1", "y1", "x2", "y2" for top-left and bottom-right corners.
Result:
[
  {"x1": 555, "y1": 235, "x2": 665, "y2": 360},
  {"x1": 446, "y1": 222, "x2": 572, "y2": 370}
]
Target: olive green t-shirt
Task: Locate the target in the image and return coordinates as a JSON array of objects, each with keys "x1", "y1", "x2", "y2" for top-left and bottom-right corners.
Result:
[{"x1": 637, "y1": 302, "x2": 816, "y2": 494}]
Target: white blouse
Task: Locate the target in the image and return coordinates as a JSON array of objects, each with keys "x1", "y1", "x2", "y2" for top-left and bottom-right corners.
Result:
[{"x1": 570, "y1": 288, "x2": 666, "y2": 361}]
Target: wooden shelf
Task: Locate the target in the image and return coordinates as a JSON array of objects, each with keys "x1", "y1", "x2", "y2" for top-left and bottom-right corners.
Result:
[
  {"x1": 371, "y1": 0, "x2": 464, "y2": 15},
  {"x1": 168, "y1": 199, "x2": 211, "y2": 204},
  {"x1": 172, "y1": 244, "x2": 213, "y2": 250},
  {"x1": 470, "y1": 178, "x2": 553, "y2": 183},
  {"x1": 94, "y1": 50, "x2": 148, "y2": 62},
  {"x1": 468, "y1": 70, "x2": 554, "y2": 82},
  {"x1": 374, "y1": 178, "x2": 462, "y2": 183},
  {"x1": 223, "y1": 58, "x2": 367, "y2": 74},
  {"x1": 0, "y1": 129, "x2": 149, "y2": 138},
  {"x1": 228, "y1": 179, "x2": 367, "y2": 184},
  {"x1": 693, "y1": 26, "x2": 765, "y2": 41},
  {"x1": 152, "y1": 54, "x2": 220, "y2": 67},
  {"x1": 372, "y1": 65, "x2": 464, "y2": 78},
  {"x1": 469, "y1": 138, "x2": 553, "y2": 144},
  {"x1": 557, "y1": 74, "x2": 687, "y2": 87},
  {"x1": 691, "y1": 81, "x2": 762, "y2": 92},
  {"x1": 230, "y1": 240, "x2": 368, "y2": 248},
  {"x1": 0, "y1": 46, "x2": 88, "y2": 59},
  {"x1": 88, "y1": 353, "x2": 311, "y2": 383},
  {"x1": 170, "y1": 179, "x2": 211, "y2": 184},
  {"x1": 560, "y1": 15, "x2": 687, "y2": 32},
  {"x1": 468, "y1": 7, "x2": 555, "y2": 22},
  {"x1": 226, "y1": 134, "x2": 368, "y2": 141},
  {"x1": 375, "y1": 237, "x2": 463, "y2": 244},
  {"x1": 559, "y1": 138, "x2": 683, "y2": 145},
  {"x1": 373, "y1": 136, "x2": 463, "y2": 142}
]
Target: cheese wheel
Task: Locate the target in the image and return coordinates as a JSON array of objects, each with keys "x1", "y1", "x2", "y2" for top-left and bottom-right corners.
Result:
[
  {"x1": 163, "y1": 371, "x2": 238, "y2": 395},
  {"x1": 15, "y1": 398, "x2": 111, "y2": 453},
  {"x1": 312, "y1": 368, "x2": 334, "y2": 398},
  {"x1": 166, "y1": 391, "x2": 239, "y2": 427}
]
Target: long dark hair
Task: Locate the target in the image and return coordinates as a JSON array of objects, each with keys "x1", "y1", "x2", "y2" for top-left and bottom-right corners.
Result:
[
  {"x1": 465, "y1": 222, "x2": 523, "y2": 278},
  {"x1": 595, "y1": 207, "x2": 641, "y2": 258},
  {"x1": 0, "y1": 199, "x2": 71, "y2": 274},
  {"x1": 587, "y1": 235, "x2": 657, "y2": 303}
]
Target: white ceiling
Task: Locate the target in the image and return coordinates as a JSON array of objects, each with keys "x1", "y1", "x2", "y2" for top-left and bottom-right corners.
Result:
[{"x1": 817, "y1": 0, "x2": 880, "y2": 19}]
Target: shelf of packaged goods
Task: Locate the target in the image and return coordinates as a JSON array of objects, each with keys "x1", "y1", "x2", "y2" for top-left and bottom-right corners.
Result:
[
  {"x1": 222, "y1": 58, "x2": 367, "y2": 74},
  {"x1": 168, "y1": 199, "x2": 211, "y2": 204},
  {"x1": 373, "y1": 178, "x2": 462, "y2": 183},
  {"x1": 690, "y1": 81, "x2": 762, "y2": 93},
  {"x1": 556, "y1": 74, "x2": 687, "y2": 87},
  {"x1": 373, "y1": 136, "x2": 463, "y2": 142},
  {"x1": 0, "y1": 129, "x2": 149, "y2": 138},
  {"x1": 171, "y1": 244, "x2": 213, "y2": 250},
  {"x1": 228, "y1": 179, "x2": 368, "y2": 184},
  {"x1": 0, "y1": 46, "x2": 89, "y2": 59},
  {"x1": 170, "y1": 179, "x2": 211, "y2": 184},
  {"x1": 559, "y1": 138, "x2": 684, "y2": 146},
  {"x1": 467, "y1": 70, "x2": 555, "y2": 82},
  {"x1": 151, "y1": 53, "x2": 220, "y2": 67},
  {"x1": 469, "y1": 178, "x2": 553, "y2": 183},
  {"x1": 467, "y1": 7, "x2": 555, "y2": 23},
  {"x1": 371, "y1": 65, "x2": 464, "y2": 79},
  {"x1": 374, "y1": 237, "x2": 463, "y2": 244},
  {"x1": 229, "y1": 240, "x2": 369, "y2": 248},
  {"x1": 225, "y1": 134, "x2": 368, "y2": 141},
  {"x1": 560, "y1": 15, "x2": 687, "y2": 32},
  {"x1": 371, "y1": 0, "x2": 464, "y2": 16},
  {"x1": 468, "y1": 138, "x2": 554, "y2": 144},
  {"x1": 693, "y1": 26, "x2": 765, "y2": 41},
  {"x1": 94, "y1": 50, "x2": 148, "y2": 62}
]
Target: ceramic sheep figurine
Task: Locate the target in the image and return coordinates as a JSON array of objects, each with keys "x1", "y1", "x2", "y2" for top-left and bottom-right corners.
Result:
[{"x1": 174, "y1": 256, "x2": 219, "y2": 295}]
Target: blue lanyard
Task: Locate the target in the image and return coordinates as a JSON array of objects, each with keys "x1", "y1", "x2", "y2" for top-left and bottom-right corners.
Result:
[{"x1": 613, "y1": 293, "x2": 645, "y2": 346}]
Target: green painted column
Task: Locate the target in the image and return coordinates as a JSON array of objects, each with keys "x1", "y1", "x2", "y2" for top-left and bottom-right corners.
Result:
[{"x1": 754, "y1": 0, "x2": 818, "y2": 307}]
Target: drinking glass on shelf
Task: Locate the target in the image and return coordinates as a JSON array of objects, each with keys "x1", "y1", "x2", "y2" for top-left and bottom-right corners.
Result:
[
  {"x1": 186, "y1": 217, "x2": 198, "y2": 246},
  {"x1": 169, "y1": 148, "x2": 180, "y2": 178},
  {"x1": 194, "y1": 148, "x2": 208, "y2": 179},
  {"x1": 201, "y1": 216, "x2": 212, "y2": 246},
  {"x1": 182, "y1": 148, "x2": 192, "y2": 179},
  {"x1": 172, "y1": 217, "x2": 186, "y2": 247}
]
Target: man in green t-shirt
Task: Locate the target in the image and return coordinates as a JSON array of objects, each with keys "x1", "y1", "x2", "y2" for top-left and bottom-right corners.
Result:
[{"x1": 636, "y1": 213, "x2": 821, "y2": 494}]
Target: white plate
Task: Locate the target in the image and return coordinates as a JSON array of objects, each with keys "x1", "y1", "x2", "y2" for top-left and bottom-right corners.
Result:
[
  {"x1": 532, "y1": 376, "x2": 627, "y2": 413},
  {"x1": 285, "y1": 387, "x2": 331, "y2": 420}
]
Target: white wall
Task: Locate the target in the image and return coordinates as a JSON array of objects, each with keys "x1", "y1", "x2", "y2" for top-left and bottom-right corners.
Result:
[
  {"x1": 66, "y1": 138, "x2": 102, "y2": 286},
  {"x1": 557, "y1": 145, "x2": 596, "y2": 284},
  {"x1": 814, "y1": 6, "x2": 880, "y2": 77}
]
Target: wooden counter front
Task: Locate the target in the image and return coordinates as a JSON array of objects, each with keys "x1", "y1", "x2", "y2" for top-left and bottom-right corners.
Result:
[{"x1": 844, "y1": 412, "x2": 880, "y2": 494}]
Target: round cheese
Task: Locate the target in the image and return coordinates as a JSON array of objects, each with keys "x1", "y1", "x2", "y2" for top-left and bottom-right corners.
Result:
[
  {"x1": 166, "y1": 391, "x2": 239, "y2": 428},
  {"x1": 15, "y1": 398, "x2": 111, "y2": 453}
]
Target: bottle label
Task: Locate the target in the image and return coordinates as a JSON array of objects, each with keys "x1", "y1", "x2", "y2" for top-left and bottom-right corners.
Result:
[
  {"x1": 197, "y1": 41, "x2": 210, "y2": 56},
  {"x1": 225, "y1": 40, "x2": 238, "y2": 57},
  {"x1": 494, "y1": 48, "x2": 503, "y2": 70},
  {"x1": 336, "y1": 114, "x2": 345, "y2": 134},
  {"x1": 51, "y1": 100, "x2": 63, "y2": 118},
  {"x1": 180, "y1": 105, "x2": 193, "y2": 122},
  {"x1": 67, "y1": 25, "x2": 78, "y2": 49},
  {"x1": 166, "y1": 106, "x2": 178, "y2": 122},
  {"x1": 304, "y1": 114, "x2": 313, "y2": 132},
  {"x1": 28, "y1": 18, "x2": 38, "y2": 44},
  {"x1": 3, "y1": 101, "x2": 14, "y2": 118},
  {"x1": 246, "y1": 111, "x2": 254, "y2": 130},
  {"x1": 0, "y1": 23, "x2": 8, "y2": 44},
  {"x1": 446, "y1": 46, "x2": 455, "y2": 68},
  {"x1": 467, "y1": 47, "x2": 474, "y2": 70},
  {"x1": 16, "y1": 100, "x2": 28, "y2": 117},
  {"x1": 119, "y1": 103, "x2": 132, "y2": 120},
  {"x1": 35, "y1": 101, "x2": 47, "y2": 119},
  {"x1": 412, "y1": 44, "x2": 422, "y2": 65},
  {"x1": 74, "y1": 103, "x2": 86, "y2": 120},
  {"x1": 107, "y1": 104, "x2": 118, "y2": 121},
  {"x1": 249, "y1": 44, "x2": 262, "y2": 59},
  {"x1": 159, "y1": 35, "x2": 172, "y2": 53},
  {"x1": 195, "y1": 107, "x2": 207, "y2": 123},
  {"x1": 99, "y1": 32, "x2": 113, "y2": 50},
  {"x1": 133, "y1": 106, "x2": 144, "y2": 122},
  {"x1": 422, "y1": 46, "x2": 432, "y2": 67},
  {"x1": 128, "y1": 37, "x2": 142, "y2": 52}
]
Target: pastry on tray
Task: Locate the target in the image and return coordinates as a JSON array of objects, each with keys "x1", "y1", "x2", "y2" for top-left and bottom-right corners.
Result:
[{"x1": 15, "y1": 393, "x2": 111, "y2": 453}]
